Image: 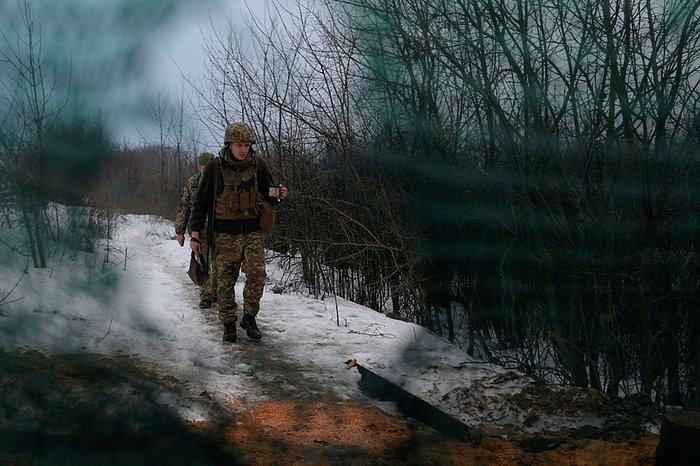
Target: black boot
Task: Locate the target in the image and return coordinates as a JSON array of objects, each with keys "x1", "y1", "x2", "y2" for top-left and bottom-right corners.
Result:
[
  {"x1": 199, "y1": 298, "x2": 212, "y2": 309},
  {"x1": 223, "y1": 322, "x2": 237, "y2": 342},
  {"x1": 240, "y1": 314, "x2": 262, "y2": 340}
]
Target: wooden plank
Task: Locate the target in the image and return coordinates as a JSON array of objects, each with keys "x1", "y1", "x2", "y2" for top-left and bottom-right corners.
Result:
[{"x1": 345, "y1": 359, "x2": 481, "y2": 443}]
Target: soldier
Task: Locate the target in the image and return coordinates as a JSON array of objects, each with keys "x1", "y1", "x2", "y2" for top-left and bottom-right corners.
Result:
[
  {"x1": 175, "y1": 151, "x2": 217, "y2": 308},
  {"x1": 189, "y1": 122, "x2": 288, "y2": 342}
]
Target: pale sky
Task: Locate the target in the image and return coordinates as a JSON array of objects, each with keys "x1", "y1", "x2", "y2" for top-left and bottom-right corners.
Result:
[{"x1": 0, "y1": 0, "x2": 275, "y2": 147}]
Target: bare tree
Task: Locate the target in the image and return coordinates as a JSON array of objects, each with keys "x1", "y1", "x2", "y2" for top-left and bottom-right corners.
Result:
[
  {"x1": 188, "y1": 0, "x2": 700, "y2": 406},
  {"x1": 0, "y1": 0, "x2": 67, "y2": 268},
  {"x1": 329, "y1": 0, "x2": 700, "y2": 404},
  {"x1": 150, "y1": 89, "x2": 203, "y2": 211}
]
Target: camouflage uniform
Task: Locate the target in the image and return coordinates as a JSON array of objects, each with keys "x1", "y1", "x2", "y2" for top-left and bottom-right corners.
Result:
[
  {"x1": 189, "y1": 123, "x2": 281, "y2": 330},
  {"x1": 214, "y1": 230, "x2": 266, "y2": 322},
  {"x1": 175, "y1": 173, "x2": 200, "y2": 237},
  {"x1": 175, "y1": 172, "x2": 216, "y2": 301}
]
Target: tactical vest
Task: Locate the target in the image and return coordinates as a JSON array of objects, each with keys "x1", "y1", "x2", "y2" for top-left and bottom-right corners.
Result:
[{"x1": 214, "y1": 156, "x2": 261, "y2": 222}]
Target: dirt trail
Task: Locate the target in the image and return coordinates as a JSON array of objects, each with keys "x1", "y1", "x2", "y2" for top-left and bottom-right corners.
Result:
[
  {"x1": 0, "y1": 328, "x2": 659, "y2": 465},
  {"x1": 197, "y1": 307, "x2": 335, "y2": 399},
  {"x1": 177, "y1": 309, "x2": 659, "y2": 465},
  {"x1": 0, "y1": 225, "x2": 660, "y2": 464},
  {"x1": 149, "y1": 249, "x2": 661, "y2": 463}
]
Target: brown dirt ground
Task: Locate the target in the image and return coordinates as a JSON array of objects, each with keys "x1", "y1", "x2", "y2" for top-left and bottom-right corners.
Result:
[
  {"x1": 188, "y1": 395, "x2": 659, "y2": 466},
  {"x1": 0, "y1": 350, "x2": 659, "y2": 465}
]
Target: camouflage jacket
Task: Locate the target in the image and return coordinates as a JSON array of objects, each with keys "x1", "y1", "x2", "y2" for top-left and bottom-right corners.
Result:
[{"x1": 175, "y1": 172, "x2": 200, "y2": 235}]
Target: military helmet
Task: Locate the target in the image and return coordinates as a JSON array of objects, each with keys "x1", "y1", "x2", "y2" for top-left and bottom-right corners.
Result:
[
  {"x1": 197, "y1": 152, "x2": 215, "y2": 166},
  {"x1": 224, "y1": 122, "x2": 257, "y2": 144}
]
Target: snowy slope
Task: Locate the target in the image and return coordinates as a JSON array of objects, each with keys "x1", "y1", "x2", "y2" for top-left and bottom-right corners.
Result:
[{"x1": 0, "y1": 213, "x2": 626, "y2": 436}]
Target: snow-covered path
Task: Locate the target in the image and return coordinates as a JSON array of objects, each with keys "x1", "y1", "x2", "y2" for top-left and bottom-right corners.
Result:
[
  {"x1": 110, "y1": 216, "x2": 374, "y2": 418},
  {"x1": 2, "y1": 214, "x2": 639, "y2": 436}
]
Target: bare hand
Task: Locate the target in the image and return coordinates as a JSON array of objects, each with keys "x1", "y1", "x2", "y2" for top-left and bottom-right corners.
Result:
[
  {"x1": 278, "y1": 185, "x2": 289, "y2": 200},
  {"x1": 176, "y1": 234, "x2": 185, "y2": 247},
  {"x1": 190, "y1": 234, "x2": 202, "y2": 254}
]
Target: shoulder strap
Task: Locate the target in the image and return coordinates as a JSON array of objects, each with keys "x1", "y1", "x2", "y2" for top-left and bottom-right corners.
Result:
[{"x1": 205, "y1": 158, "x2": 222, "y2": 267}]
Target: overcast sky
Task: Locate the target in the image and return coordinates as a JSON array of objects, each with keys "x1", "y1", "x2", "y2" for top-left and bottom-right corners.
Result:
[{"x1": 0, "y1": 0, "x2": 275, "y2": 147}]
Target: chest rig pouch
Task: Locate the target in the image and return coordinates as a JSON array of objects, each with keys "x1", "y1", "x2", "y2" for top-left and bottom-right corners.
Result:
[{"x1": 214, "y1": 156, "x2": 261, "y2": 222}]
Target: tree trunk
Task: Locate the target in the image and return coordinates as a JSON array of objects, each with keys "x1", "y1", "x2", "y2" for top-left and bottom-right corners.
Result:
[
  {"x1": 32, "y1": 201, "x2": 46, "y2": 268},
  {"x1": 20, "y1": 201, "x2": 38, "y2": 269}
]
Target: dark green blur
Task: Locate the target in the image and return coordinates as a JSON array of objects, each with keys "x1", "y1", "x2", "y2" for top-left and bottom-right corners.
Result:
[{"x1": 346, "y1": 0, "x2": 700, "y2": 407}]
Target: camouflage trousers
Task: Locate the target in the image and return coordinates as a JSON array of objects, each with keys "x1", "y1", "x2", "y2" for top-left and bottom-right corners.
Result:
[
  {"x1": 213, "y1": 230, "x2": 266, "y2": 324},
  {"x1": 200, "y1": 239, "x2": 217, "y2": 301}
]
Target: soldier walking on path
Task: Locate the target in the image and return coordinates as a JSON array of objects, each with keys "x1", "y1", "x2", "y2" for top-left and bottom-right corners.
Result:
[
  {"x1": 189, "y1": 122, "x2": 288, "y2": 342},
  {"x1": 175, "y1": 151, "x2": 217, "y2": 308}
]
